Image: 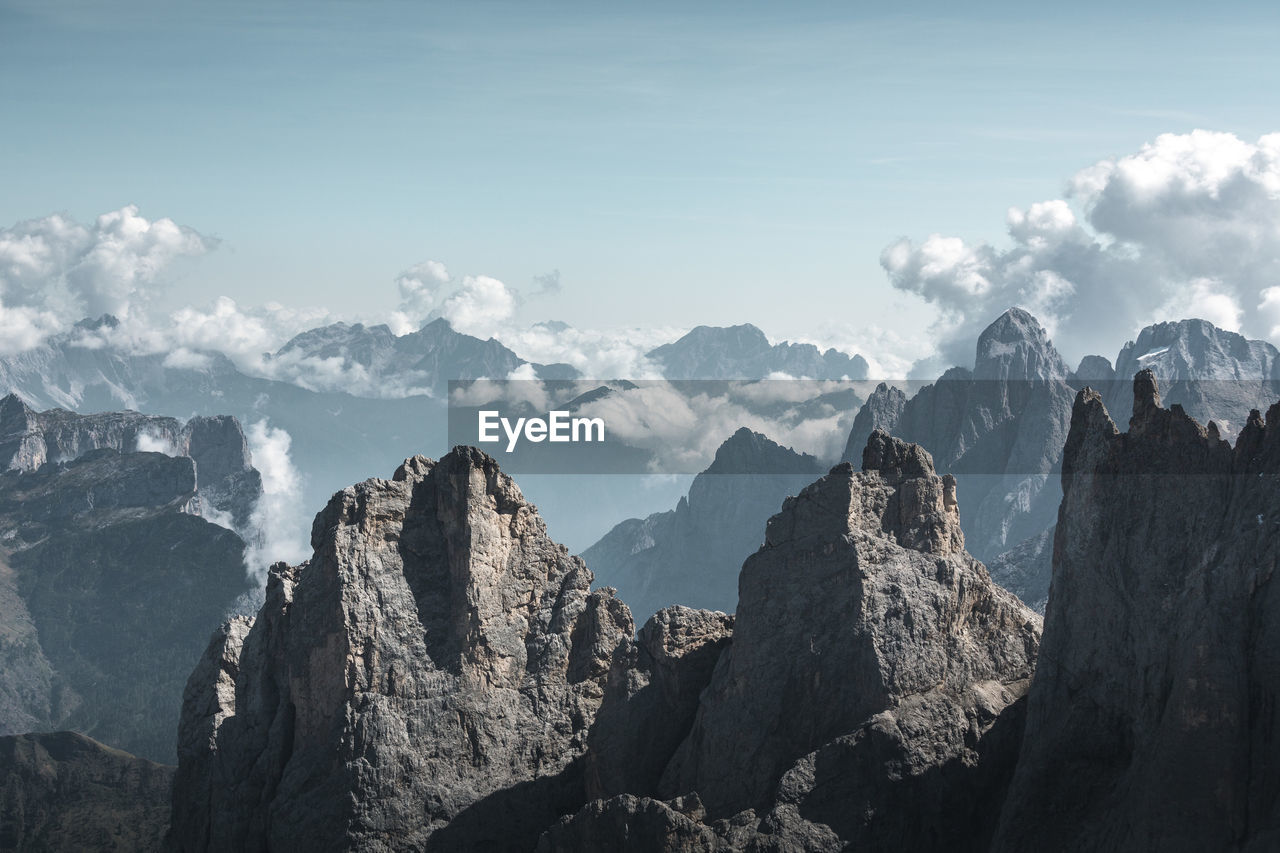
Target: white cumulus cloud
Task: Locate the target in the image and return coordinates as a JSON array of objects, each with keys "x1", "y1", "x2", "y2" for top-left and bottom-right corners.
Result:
[
  {"x1": 882, "y1": 130, "x2": 1280, "y2": 365},
  {"x1": 0, "y1": 205, "x2": 213, "y2": 323},
  {"x1": 243, "y1": 420, "x2": 310, "y2": 583}
]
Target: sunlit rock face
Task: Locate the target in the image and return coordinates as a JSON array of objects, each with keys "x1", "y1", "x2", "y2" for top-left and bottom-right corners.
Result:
[{"x1": 170, "y1": 447, "x2": 632, "y2": 853}]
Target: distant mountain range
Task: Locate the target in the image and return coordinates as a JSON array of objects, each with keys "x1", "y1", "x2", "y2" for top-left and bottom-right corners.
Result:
[
  {"x1": 646, "y1": 323, "x2": 869, "y2": 379},
  {"x1": 268, "y1": 317, "x2": 578, "y2": 395}
]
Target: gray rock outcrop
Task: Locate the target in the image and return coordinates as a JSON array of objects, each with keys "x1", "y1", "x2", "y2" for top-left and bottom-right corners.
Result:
[
  {"x1": 585, "y1": 606, "x2": 733, "y2": 801},
  {"x1": 840, "y1": 381, "x2": 907, "y2": 464},
  {"x1": 552, "y1": 431, "x2": 1041, "y2": 851},
  {"x1": 0, "y1": 394, "x2": 261, "y2": 527},
  {"x1": 169, "y1": 447, "x2": 634, "y2": 852},
  {"x1": 993, "y1": 370, "x2": 1280, "y2": 851},
  {"x1": 0, "y1": 731, "x2": 173, "y2": 852},
  {"x1": 663, "y1": 431, "x2": 1040, "y2": 818},
  {"x1": 1073, "y1": 354, "x2": 1115, "y2": 384}
]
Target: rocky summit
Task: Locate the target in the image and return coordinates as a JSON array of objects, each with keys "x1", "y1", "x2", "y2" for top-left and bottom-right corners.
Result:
[
  {"x1": 646, "y1": 323, "x2": 869, "y2": 380},
  {"x1": 547, "y1": 431, "x2": 1041, "y2": 851},
  {"x1": 993, "y1": 370, "x2": 1280, "y2": 852},
  {"x1": 844, "y1": 309, "x2": 1075, "y2": 565},
  {"x1": 1106, "y1": 318, "x2": 1280, "y2": 433},
  {"x1": 169, "y1": 447, "x2": 634, "y2": 852},
  {"x1": 170, "y1": 435, "x2": 1040, "y2": 852}
]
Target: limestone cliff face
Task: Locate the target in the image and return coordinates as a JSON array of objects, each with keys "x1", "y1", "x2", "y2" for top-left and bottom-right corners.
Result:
[
  {"x1": 840, "y1": 381, "x2": 906, "y2": 465},
  {"x1": 0, "y1": 394, "x2": 261, "y2": 527},
  {"x1": 993, "y1": 370, "x2": 1280, "y2": 852},
  {"x1": 584, "y1": 606, "x2": 733, "y2": 802},
  {"x1": 547, "y1": 432, "x2": 1040, "y2": 852},
  {"x1": 169, "y1": 447, "x2": 633, "y2": 853}
]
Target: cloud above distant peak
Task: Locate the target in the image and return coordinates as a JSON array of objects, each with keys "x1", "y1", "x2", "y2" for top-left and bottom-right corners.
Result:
[
  {"x1": 438, "y1": 274, "x2": 516, "y2": 338},
  {"x1": 0, "y1": 205, "x2": 214, "y2": 324},
  {"x1": 883, "y1": 130, "x2": 1280, "y2": 365},
  {"x1": 389, "y1": 260, "x2": 517, "y2": 338}
]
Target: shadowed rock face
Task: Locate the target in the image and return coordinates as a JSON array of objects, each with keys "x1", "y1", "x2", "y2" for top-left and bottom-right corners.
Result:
[
  {"x1": 0, "y1": 449, "x2": 253, "y2": 762},
  {"x1": 585, "y1": 606, "x2": 733, "y2": 802},
  {"x1": 548, "y1": 431, "x2": 1040, "y2": 852},
  {"x1": 986, "y1": 525, "x2": 1054, "y2": 613},
  {"x1": 169, "y1": 447, "x2": 634, "y2": 853},
  {"x1": 840, "y1": 381, "x2": 907, "y2": 465},
  {"x1": 0, "y1": 731, "x2": 173, "y2": 852},
  {"x1": 993, "y1": 370, "x2": 1280, "y2": 852},
  {"x1": 1074, "y1": 354, "x2": 1116, "y2": 384}
]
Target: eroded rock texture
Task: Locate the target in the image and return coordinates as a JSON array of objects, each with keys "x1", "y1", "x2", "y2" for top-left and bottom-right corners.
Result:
[
  {"x1": 839, "y1": 381, "x2": 907, "y2": 465},
  {"x1": 993, "y1": 370, "x2": 1280, "y2": 852},
  {"x1": 552, "y1": 431, "x2": 1041, "y2": 851},
  {"x1": 585, "y1": 606, "x2": 733, "y2": 801},
  {"x1": 170, "y1": 447, "x2": 633, "y2": 853}
]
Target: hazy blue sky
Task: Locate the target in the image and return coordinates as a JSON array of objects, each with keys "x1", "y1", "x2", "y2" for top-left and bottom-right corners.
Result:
[{"x1": 4, "y1": 0, "x2": 1280, "y2": 358}]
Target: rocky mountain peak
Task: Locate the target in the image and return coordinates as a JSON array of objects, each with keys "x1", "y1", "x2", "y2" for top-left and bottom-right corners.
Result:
[
  {"x1": 72, "y1": 314, "x2": 120, "y2": 331},
  {"x1": 645, "y1": 324, "x2": 868, "y2": 379},
  {"x1": 1108, "y1": 317, "x2": 1280, "y2": 430},
  {"x1": 1131, "y1": 366, "x2": 1163, "y2": 425},
  {"x1": 171, "y1": 446, "x2": 633, "y2": 851},
  {"x1": 973, "y1": 307, "x2": 1069, "y2": 382},
  {"x1": 584, "y1": 428, "x2": 825, "y2": 621},
  {"x1": 701, "y1": 427, "x2": 818, "y2": 476},
  {"x1": 862, "y1": 426, "x2": 937, "y2": 482},
  {"x1": 840, "y1": 381, "x2": 907, "y2": 463},
  {"x1": 767, "y1": 429, "x2": 962, "y2": 557},
  {"x1": 0, "y1": 399, "x2": 261, "y2": 527},
  {"x1": 658, "y1": 428, "x2": 1038, "y2": 828},
  {"x1": 1074, "y1": 354, "x2": 1115, "y2": 382}
]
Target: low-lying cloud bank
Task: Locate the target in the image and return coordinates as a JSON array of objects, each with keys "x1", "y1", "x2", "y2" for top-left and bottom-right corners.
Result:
[{"x1": 6, "y1": 130, "x2": 1280, "y2": 385}]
